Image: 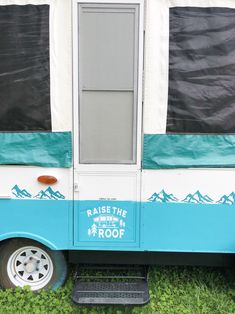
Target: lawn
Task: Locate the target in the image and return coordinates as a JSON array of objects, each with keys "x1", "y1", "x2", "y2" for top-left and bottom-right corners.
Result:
[{"x1": 0, "y1": 266, "x2": 234, "y2": 314}]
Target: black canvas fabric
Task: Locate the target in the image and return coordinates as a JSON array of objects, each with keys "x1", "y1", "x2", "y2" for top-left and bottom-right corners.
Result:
[
  {"x1": 167, "y1": 7, "x2": 235, "y2": 133},
  {"x1": 0, "y1": 5, "x2": 51, "y2": 131}
]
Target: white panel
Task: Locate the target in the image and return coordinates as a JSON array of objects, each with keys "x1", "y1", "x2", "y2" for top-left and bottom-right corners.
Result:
[
  {"x1": 143, "y1": 0, "x2": 235, "y2": 134},
  {"x1": 77, "y1": 172, "x2": 140, "y2": 201},
  {"x1": 0, "y1": 166, "x2": 72, "y2": 200},
  {"x1": 144, "y1": 0, "x2": 169, "y2": 134},
  {"x1": 169, "y1": 0, "x2": 235, "y2": 8},
  {"x1": 142, "y1": 169, "x2": 235, "y2": 204},
  {"x1": 50, "y1": 0, "x2": 72, "y2": 131}
]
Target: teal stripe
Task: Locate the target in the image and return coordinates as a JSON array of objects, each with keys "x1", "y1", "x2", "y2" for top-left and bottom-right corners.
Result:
[
  {"x1": 143, "y1": 134, "x2": 235, "y2": 169},
  {"x1": 0, "y1": 132, "x2": 72, "y2": 168},
  {"x1": 0, "y1": 199, "x2": 235, "y2": 253}
]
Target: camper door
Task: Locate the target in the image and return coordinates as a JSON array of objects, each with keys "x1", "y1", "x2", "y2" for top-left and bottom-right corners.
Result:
[{"x1": 72, "y1": 0, "x2": 144, "y2": 248}]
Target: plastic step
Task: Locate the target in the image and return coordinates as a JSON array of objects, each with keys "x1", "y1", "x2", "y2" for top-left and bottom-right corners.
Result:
[{"x1": 72, "y1": 265, "x2": 150, "y2": 305}]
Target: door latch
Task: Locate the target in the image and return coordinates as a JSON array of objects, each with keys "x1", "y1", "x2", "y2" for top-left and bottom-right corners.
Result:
[{"x1": 74, "y1": 183, "x2": 79, "y2": 192}]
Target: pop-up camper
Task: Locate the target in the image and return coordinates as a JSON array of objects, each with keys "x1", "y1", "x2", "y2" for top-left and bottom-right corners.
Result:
[{"x1": 0, "y1": 0, "x2": 235, "y2": 305}]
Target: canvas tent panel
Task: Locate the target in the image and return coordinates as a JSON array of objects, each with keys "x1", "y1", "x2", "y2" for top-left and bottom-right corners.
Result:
[
  {"x1": 0, "y1": 132, "x2": 72, "y2": 167},
  {"x1": 143, "y1": 0, "x2": 235, "y2": 169},
  {"x1": 0, "y1": 1, "x2": 72, "y2": 167},
  {"x1": 143, "y1": 0, "x2": 169, "y2": 134},
  {"x1": 0, "y1": 0, "x2": 72, "y2": 133},
  {"x1": 144, "y1": 0, "x2": 235, "y2": 134},
  {"x1": 143, "y1": 134, "x2": 235, "y2": 169}
]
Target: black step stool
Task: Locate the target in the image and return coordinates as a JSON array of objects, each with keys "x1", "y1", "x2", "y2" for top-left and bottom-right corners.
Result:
[{"x1": 72, "y1": 264, "x2": 150, "y2": 305}]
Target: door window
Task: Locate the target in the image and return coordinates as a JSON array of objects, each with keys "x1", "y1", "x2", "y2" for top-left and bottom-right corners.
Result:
[{"x1": 78, "y1": 4, "x2": 139, "y2": 163}]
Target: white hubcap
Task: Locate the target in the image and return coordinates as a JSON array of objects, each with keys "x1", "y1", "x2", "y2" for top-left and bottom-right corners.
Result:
[{"x1": 7, "y1": 246, "x2": 53, "y2": 291}]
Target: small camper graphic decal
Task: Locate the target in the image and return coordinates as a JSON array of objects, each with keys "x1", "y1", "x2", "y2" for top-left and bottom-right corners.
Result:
[
  {"x1": 148, "y1": 190, "x2": 235, "y2": 205},
  {"x1": 11, "y1": 185, "x2": 65, "y2": 200},
  {"x1": 87, "y1": 206, "x2": 127, "y2": 239}
]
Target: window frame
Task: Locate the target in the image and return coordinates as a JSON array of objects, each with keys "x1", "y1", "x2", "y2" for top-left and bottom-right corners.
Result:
[{"x1": 72, "y1": 0, "x2": 144, "y2": 170}]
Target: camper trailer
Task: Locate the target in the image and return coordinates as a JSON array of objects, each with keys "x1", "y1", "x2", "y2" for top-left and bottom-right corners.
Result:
[{"x1": 0, "y1": 0, "x2": 235, "y2": 304}]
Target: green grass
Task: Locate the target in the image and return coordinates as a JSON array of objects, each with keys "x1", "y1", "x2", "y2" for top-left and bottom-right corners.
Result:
[{"x1": 0, "y1": 266, "x2": 234, "y2": 314}]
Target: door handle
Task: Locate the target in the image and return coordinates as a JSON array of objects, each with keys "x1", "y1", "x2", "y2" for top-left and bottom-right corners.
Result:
[{"x1": 74, "y1": 183, "x2": 79, "y2": 192}]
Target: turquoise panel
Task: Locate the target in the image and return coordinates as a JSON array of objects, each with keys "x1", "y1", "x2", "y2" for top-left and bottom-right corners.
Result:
[
  {"x1": 0, "y1": 199, "x2": 234, "y2": 253},
  {"x1": 0, "y1": 200, "x2": 73, "y2": 249},
  {"x1": 74, "y1": 201, "x2": 140, "y2": 248},
  {"x1": 141, "y1": 202, "x2": 235, "y2": 253},
  {"x1": 0, "y1": 132, "x2": 72, "y2": 168},
  {"x1": 143, "y1": 134, "x2": 235, "y2": 169}
]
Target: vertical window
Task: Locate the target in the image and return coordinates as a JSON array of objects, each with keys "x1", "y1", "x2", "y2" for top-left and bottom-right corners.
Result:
[
  {"x1": 167, "y1": 7, "x2": 235, "y2": 133},
  {"x1": 0, "y1": 5, "x2": 51, "y2": 131},
  {"x1": 78, "y1": 4, "x2": 139, "y2": 163}
]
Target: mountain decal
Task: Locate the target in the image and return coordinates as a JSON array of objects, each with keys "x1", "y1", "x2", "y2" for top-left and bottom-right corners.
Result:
[
  {"x1": 34, "y1": 187, "x2": 65, "y2": 200},
  {"x1": 148, "y1": 190, "x2": 178, "y2": 203},
  {"x1": 217, "y1": 192, "x2": 235, "y2": 205},
  {"x1": 182, "y1": 191, "x2": 213, "y2": 204},
  {"x1": 11, "y1": 185, "x2": 32, "y2": 199},
  {"x1": 148, "y1": 190, "x2": 216, "y2": 204}
]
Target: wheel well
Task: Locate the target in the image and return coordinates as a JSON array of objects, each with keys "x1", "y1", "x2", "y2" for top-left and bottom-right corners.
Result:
[
  {"x1": 0, "y1": 237, "x2": 52, "y2": 250},
  {"x1": 0, "y1": 237, "x2": 69, "y2": 260},
  {"x1": 0, "y1": 234, "x2": 58, "y2": 250}
]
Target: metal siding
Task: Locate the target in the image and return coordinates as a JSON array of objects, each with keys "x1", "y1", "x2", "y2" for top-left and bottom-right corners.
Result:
[{"x1": 0, "y1": 199, "x2": 234, "y2": 253}]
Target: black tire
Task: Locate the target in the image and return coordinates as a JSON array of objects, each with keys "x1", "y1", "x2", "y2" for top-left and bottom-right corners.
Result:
[{"x1": 0, "y1": 238, "x2": 68, "y2": 291}]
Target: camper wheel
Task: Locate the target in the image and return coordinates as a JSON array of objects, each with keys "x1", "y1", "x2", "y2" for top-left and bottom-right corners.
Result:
[{"x1": 0, "y1": 239, "x2": 67, "y2": 291}]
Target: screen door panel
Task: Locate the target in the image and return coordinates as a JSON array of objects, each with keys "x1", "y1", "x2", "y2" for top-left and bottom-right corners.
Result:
[
  {"x1": 80, "y1": 91, "x2": 134, "y2": 162},
  {"x1": 78, "y1": 4, "x2": 139, "y2": 164},
  {"x1": 81, "y1": 7, "x2": 135, "y2": 90}
]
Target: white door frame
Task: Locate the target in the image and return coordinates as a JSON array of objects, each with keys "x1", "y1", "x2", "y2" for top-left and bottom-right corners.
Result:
[{"x1": 72, "y1": 0, "x2": 144, "y2": 173}]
